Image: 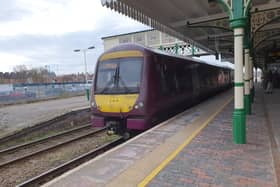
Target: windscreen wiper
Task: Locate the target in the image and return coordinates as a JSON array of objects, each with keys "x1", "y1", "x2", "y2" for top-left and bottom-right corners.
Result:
[
  {"x1": 118, "y1": 76, "x2": 130, "y2": 93},
  {"x1": 99, "y1": 76, "x2": 114, "y2": 94},
  {"x1": 99, "y1": 68, "x2": 118, "y2": 94}
]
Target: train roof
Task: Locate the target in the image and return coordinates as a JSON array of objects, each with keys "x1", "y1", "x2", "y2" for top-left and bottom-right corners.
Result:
[
  {"x1": 104, "y1": 43, "x2": 234, "y2": 70},
  {"x1": 150, "y1": 47, "x2": 234, "y2": 70}
]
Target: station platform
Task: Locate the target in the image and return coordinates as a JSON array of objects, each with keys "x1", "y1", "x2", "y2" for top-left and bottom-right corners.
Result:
[
  {"x1": 44, "y1": 87, "x2": 279, "y2": 187},
  {"x1": 0, "y1": 96, "x2": 89, "y2": 138}
]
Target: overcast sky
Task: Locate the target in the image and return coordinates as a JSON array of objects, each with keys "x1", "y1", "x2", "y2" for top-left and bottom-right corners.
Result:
[{"x1": 0, "y1": 0, "x2": 149, "y2": 74}]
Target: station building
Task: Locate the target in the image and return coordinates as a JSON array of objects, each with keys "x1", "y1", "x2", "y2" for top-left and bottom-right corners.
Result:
[{"x1": 102, "y1": 29, "x2": 207, "y2": 56}]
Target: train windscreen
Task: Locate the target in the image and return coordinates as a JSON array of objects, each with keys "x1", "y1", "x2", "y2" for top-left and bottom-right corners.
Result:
[{"x1": 95, "y1": 57, "x2": 143, "y2": 94}]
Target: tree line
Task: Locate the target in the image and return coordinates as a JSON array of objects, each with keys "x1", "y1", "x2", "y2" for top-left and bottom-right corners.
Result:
[
  {"x1": 0, "y1": 65, "x2": 55, "y2": 84},
  {"x1": 0, "y1": 65, "x2": 92, "y2": 84}
]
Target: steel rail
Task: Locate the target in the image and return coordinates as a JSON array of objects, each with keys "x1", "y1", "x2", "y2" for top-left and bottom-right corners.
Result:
[
  {"x1": 0, "y1": 127, "x2": 106, "y2": 168},
  {"x1": 0, "y1": 108, "x2": 90, "y2": 145},
  {"x1": 0, "y1": 124, "x2": 92, "y2": 154},
  {"x1": 17, "y1": 137, "x2": 124, "y2": 187}
]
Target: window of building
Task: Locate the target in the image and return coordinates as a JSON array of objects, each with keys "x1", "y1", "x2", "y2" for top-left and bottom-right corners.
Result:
[{"x1": 119, "y1": 36, "x2": 132, "y2": 43}]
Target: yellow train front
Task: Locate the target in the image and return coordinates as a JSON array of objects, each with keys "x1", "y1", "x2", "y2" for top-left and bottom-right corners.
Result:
[
  {"x1": 91, "y1": 43, "x2": 233, "y2": 136},
  {"x1": 91, "y1": 44, "x2": 148, "y2": 136}
]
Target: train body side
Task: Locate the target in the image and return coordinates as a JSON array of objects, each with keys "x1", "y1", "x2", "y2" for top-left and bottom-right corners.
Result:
[
  {"x1": 143, "y1": 52, "x2": 232, "y2": 128},
  {"x1": 91, "y1": 44, "x2": 233, "y2": 134}
]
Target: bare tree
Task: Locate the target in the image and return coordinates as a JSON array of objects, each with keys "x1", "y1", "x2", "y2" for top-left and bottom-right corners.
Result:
[
  {"x1": 13, "y1": 65, "x2": 28, "y2": 72},
  {"x1": 13, "y1": 65, "x2": 28, "y2": 82}
]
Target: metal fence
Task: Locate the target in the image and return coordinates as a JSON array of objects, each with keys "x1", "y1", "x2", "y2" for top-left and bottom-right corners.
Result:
[{"x1": 0, "y1": 82, "x2": 89, "y2": 105}]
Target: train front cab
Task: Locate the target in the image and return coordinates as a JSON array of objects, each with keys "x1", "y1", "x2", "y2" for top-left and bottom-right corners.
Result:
[{"x1": 91, "y1": 49, "x2": 148, "y2": 135}]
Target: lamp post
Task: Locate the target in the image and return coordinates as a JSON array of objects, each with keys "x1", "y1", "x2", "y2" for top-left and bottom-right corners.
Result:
[
  {"x1": 74, "y1": 46, "x2": 95, "y2": 101},
  {"x1": 73, "y1": 46, "x2": 95, "y2": 82}
]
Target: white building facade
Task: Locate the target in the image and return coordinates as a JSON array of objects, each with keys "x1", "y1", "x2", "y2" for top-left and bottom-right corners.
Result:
[{"x1": 102, "y1": 29, "x2": 206, "y2": 56}]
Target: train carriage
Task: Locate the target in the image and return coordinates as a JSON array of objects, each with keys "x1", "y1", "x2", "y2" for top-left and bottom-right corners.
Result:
[{"x1": 91, "y1": 43, "x2": 233, "y2": 136}]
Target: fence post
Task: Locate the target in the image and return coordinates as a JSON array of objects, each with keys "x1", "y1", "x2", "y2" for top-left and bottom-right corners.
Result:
[{"x1": 86, "y1": 88, "x2": 90, "y2": 101}]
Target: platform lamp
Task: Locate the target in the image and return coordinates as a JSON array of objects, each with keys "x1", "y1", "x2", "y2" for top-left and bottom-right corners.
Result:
[
  {"x1": 73, "y1": 46, "x2": 95, "y2": 82},
  {"x1": 74, "y1": 46, "x2": 95, "y2": 101}
]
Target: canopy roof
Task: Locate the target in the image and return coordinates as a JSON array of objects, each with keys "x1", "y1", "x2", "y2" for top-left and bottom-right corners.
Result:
[{"x1": 101, "y1": 0, "x2": 280, "y2": 67}]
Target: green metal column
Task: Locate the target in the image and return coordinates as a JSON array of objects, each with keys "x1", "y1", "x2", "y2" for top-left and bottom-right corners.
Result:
[
  {"x1": 85, "y1": 88, "x2": 90, "y2": 101},
  {"x1": 217, "y1": 0, "x2": 251, "y2": 144},
  {"x1": 247, "y1": 12, "x2": 254, "y2": 104},
  {"x1": 232, "y1": 26, "x2": 246, "y2": 144},
  {"x1": 250, "y1": 57, "x2": 255, "y2": 102},
  {"x1": 175, "y1": 43, "x2": 179, "y2": 55},
  {"x1": 230, "y1": 4, "x2": 248, "y2": 144},
  {"x1": 244, "y1": 15, "x2": 252, "y2": 115},
  {"x1": 192, "y1": 44, "x2": 195, "y2": 56},
  {"x1": 244, "y1": 48, "x2": 251, "y2": 115}
]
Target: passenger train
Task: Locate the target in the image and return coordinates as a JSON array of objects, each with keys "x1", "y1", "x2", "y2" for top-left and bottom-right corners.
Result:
[{"x1": 91, "y1": 43, "x2": 233, "y2": 136}]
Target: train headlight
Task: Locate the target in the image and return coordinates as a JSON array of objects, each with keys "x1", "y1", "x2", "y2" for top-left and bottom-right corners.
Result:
[
  {"x1": 138, "y1": 102, "x2": 144, "y2": 107},
  {"x1": 134, "y1": 102, "x2": 144, "y2": 109}
]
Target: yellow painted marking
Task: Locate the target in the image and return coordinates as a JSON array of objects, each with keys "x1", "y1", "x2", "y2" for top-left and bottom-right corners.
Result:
[
  {"x1": 100, "y1": 50, "x2": 143, "y2": 61},
  {"x1": 138, "y1": 96, "x2": 233, "y2": 187},
  {"x1": 95, "y1": 94, "x2": 139, "y2": 113}
]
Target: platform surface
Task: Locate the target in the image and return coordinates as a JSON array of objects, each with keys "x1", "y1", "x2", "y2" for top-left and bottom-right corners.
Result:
[
  {"x1": 44, "y1": 87, "x2": 279, "y2": 187},
  {"x1": 147, "y1": 87, "x2": 278, "y2": 187},
  {"x1": 264, "y1": 88, "x2": 280, "y2": 151},
  {"x1": 0, "y1": 96, "x2": 89, "y2": 138}
]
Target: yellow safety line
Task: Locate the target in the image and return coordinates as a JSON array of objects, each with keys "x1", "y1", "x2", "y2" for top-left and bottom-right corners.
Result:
[{"x1": 138, "y1": 96, "x2": 233, "y2": 187}]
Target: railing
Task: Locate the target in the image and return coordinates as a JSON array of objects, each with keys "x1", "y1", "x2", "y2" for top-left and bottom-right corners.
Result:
[{"x1": 0, "y1": 82, "x2": 90, "y2": 104}]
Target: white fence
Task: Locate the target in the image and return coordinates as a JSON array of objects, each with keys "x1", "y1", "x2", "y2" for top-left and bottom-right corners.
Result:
[{"x1": 0, "y1": 82, "x2": 89, "y2": 104}]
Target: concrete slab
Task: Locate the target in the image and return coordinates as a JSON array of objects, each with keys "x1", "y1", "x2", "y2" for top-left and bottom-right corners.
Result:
[{"x1": 0, "y1": 96, "x2": 89, "y2": 138}]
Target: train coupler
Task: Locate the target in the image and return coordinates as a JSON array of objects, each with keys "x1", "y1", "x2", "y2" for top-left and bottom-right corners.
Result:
[
  {"x1": 107, "y1": 129, "x2": 115, "y2": 136},
  {"x1": 105, "y1": 120, "x2": 126, "y2": 135}
]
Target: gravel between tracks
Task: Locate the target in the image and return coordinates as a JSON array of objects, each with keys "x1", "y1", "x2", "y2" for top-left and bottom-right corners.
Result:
[
  {"x1": 0, "y1": 126, "x2": 97, "y2": 164},
  {"x1": 0, "y1": 132, "x2": 119, "y2": 187},
  {"x1": 0, "y1": 109, "x2": 91, "y2": 150}
]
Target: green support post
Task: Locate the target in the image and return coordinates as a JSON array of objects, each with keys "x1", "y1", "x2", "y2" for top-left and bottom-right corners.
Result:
[
  {"x1": 251, "y1": 87, "x2": 255, "y2": 103},
  {"x1": 232, "y1": 108, "x2": 246, "y2": 144},
  {"x1": 248, "y1": 15, "x2": 254, "y2": 105},
  {"x1": 251, "y1": 58, "x2": 255, "y2": 103},
  {"x1": 244, "y1": 27, "x2": 251, "y2": 115},
  {"x1": 244, "y1": 94, "x2": 251, "y2": 115},
  {"x1": 175, "y1": 43, "x2": 179, "y2": 55},
  {"x1": 249, "y1": 57, "x2": 253, "y2": 104},
  {"x1": 217, "y1": 0, "x2": 251, "y2": 144},
  {"x1": 192, "y1": 44, "x2": 195, "y2": 56},
  {"x1": 231, "y1": 21, "x2": 247, "y2": 143},
  {"x1": 86, "y1": 88, "x2": 90, "y2": 101}
]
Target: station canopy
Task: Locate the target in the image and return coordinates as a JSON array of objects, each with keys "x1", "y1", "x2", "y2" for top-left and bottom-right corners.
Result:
[{"x1": 101, "y1": 0, "x2": 280, "y2": 67}]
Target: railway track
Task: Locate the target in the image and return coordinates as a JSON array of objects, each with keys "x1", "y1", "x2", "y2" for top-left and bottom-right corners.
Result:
[
  {"x1": 17, "y1": 137, "x2": 124, "y2": 187},
  {"x1": 0, "y1": 125, "x2": 118, "y2": 187},
  {"x1": 0, "y1": 124, "x2": 101, "y2": 167},
  {"x1": 0, "y1": 107, "x2": 90, "y2": 149}
]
